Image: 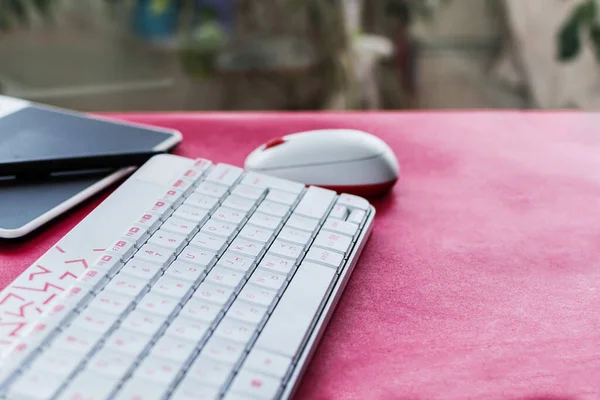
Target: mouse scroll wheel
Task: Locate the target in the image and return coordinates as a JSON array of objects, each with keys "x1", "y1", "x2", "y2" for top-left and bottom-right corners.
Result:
[{"x1": 264, "y1": 137, "x2": 287, "y2": 150}]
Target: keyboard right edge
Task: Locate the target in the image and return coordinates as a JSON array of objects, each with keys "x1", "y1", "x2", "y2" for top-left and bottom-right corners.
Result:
[{"x1": 280, "y1": 204, "x2": 376, "y2": 400}]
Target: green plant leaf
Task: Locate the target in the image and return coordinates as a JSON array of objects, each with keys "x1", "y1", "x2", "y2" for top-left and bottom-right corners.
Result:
[
  {"x1": 575, "y1": 0, "x2": 597, "y2": 24},
  {"x1": 590, "y1": 23, "x2": 600, "y2": 61},
  {"x1": 558, "y1": 17, "x2": 582, "y2": 61}
]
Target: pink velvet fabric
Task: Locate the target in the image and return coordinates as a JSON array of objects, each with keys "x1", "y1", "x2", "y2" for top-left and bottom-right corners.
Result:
[{"x1": 2, "y1": 111, "x2": 600, "y2": 399}]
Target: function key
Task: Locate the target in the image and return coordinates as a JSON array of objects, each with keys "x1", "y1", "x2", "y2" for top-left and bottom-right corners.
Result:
[
  {"x1": 170, "y1": 177, "x2": 194, "y2": 195},
  {"x1": 191, "y1": 158, "x2": 213, "y2": 172},
  {"x1": 121, "y1": 224, "x2": 149, "y2": 247},
  {"x1": 106, "y1": 238, "x2": 136, "y2": 262},
  {"x1": 158, "y1": 188, "x2": 185, "y2": 207},
  {"x1": 135, "y1": 211, "x2": 162, "y2": 233}
]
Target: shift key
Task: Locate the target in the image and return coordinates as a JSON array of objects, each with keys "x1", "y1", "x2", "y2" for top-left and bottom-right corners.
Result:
[{"x1": 253, "y1": 262, "x2": 335, "y2": 358}]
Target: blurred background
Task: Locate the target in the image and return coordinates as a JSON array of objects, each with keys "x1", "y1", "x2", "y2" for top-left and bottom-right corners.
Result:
[{"x1": 0, "y1": 0, "x2": 599, "y2": 112}]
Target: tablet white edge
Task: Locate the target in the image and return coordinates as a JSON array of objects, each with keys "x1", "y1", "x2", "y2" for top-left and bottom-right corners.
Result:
[{"x1": 0, "y1": 129, "x2": 183, "y2": 240}]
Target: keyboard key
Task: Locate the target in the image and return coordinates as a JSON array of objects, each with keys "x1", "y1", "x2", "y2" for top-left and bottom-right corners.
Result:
[
  {"x1": 104, "y1": 273, "x2": 149, "y2": 299},
  {"x1": 77, "y1": 267, "x2": 109, "y2": 290},
  {"x1": 121, "y1": 224, "x2": 150, "y2": 247},
  {"x1": 222, "y1": 195, "x2": 257, "y2": 212},
  {"x1": 268, "y1": 239, "x2": 303, "y2": 261},
  {"x1": 92, "y1": 253, "x2": 122, "y2": 275},
  {"x1": 254, "y1": 262, "x2": 335, "y2": 358},
  {"x1": 286, "y1": 213, "x2": 319, "y2": 233},
  {"x1": 121, "y1": 309, "x2": 165, "y2": 337},
  {"x1": 153, "y1": 276, "x2": 193, "y2": 300},
  {"x1": 180, "y1": 167, "x2": 205, "y2": 184},
  {"x1": 137, "y1": 291, "x2": 180, "y2": 317},
  {"x1": 53, "y1": 325, "x2": 102, "y2": 354},
  {"x1": 227, "y1": 300, "x2": 268, "y2": 325},
  {"x1": 201, "y1": 218, "x2": 239, "y2": 241},
  {"x1": 194, "y1": 281, "x2": 235, "y2": 306},
  {"x1": 213, "y1": 317, "x2": 256, "y2": 344},
  {"x1": 258, "y1": 253, "x2": 296, "y2": 277},
  {"x1": 164, "y1": 259, "x2": 207, "y2": 283},
  {"x1": 238, "y1": 285, "x2": 277, "y2": 308},
  {"x1": 87, "y1": 290, "x2": 133, "y2": 315},
  {"x1": 229, "y1": 369, "x2": 282, "y2": 400},
  {"x1": 243, "y1": 348, "x2": 292, "y2": 379},
  {"x1": 277, "y1": 226, "x2": 312, "y2": 247},
  {"x1": 191, "y1": 158, "x2": 213, "y2": 173},
  {"x1": 158, "y1": 188, "x2": 185, "y2": 207},
  {"x1": 173, "y1": 204, "x2": 211, "y2": 224},
  {"x1": 305, "y1": 247, "x2": 344, "y2": 270},
  {"x1": 294, "y1": 186, "x2": 336, "y2": 220},
  {"x1": 30, "y1": 346, "x2": 81, "y2": 376},
  {"x1": 163, "y1": 315, "x2": 210, "y2": 343},
  {"x1": 185, "y1": 356, "x2": 232, "y2": 387},
  {"x1": 201, "y1": 336, "x2": 245, "y2": 364},
  {"x1": 179, "y1": 298, "x2": 222, "y2": 324},
  {"x1": 171, "y1": 378, "x2": 221, "y2": 399},
  {"x1": 348, "y1": 209, "x2": 366, "y2": 225},
  {"x1": 149, "y1": 199, "x2": 171, "y2": 220},
  {"x1": 171, "y1": 178, "x2": 194, "y2": 195},
  {"x1": 329, "y1": 204, "x2": 349, "y2": 220},
  {"x1": 148, "y1": 228, "x2": 187, "y2": 253},
  {"x1": 105, "y1": 327, "x2": 153, "y2": 355},
  {"x1": 231, "y1": 184, "x2": 265, "y2": 200},
  {"x1": 256, "y1": 200, "x2": 290, "y2": 218},
  {"x1": 184, "y1": 193, "x2": 220, "y2": 211},
  {"x1": 133, "y1": 356, "x2": 182, "y2": 385},
  {"x1": 230, "y1": 238, "x2": 264, "y2": 258},
  {"x1": 136, "y1": 243, "x2": 175, "y2": 268},
  {"x1": 162, "y1": 216, "x2": 197, "y2": 239},
  {"x1": 205, "y1": 163, "x2": 243, "y2": 186},
  {"x1": 87, "y1": 348, "x2": 136, "y2": 378},
  {"x1": 265, "y1": 189, "x2": 299, "y2": 205},
  {"x1": 238, "y1": 225, "x2": 274, "y2": 244},
  {"x1": 248, "y1": 269, "x2": 286, "y2": 292},
  {"x1": 107, "y1": 238, "x2": 136, "y2": 261},
  {"x1": 8, "y1": 369, "x2": 64, "y2": 400},
  {"x1": 178, "y1": 246, "x2": 217, "y2": 268},
  {"x1": 217, "y1": 252, "x2": 256, "y2": 274},
  {"x1": 205, "y1": 267, "x2": 245, "y2": 289},
  {"x1": 337, "y1": 193, "x2": 370, "y2": 211},
  {"x1": 135, "y1": 211, "x2": 162, "y2": 233},
  {"x1": 247, "y1": 213, "x2": 281, "y2": 230},
  {"x1": 213, "y1": 206, "x2": 246, "y2": 224},
  {"x1": 314, "y1": 230, "x2": 353, "y2": 255},
  {"x1": 120, "y1": 258, "x2": 162, "y2": 282},
  {"x1": 57, "y1": 370, "x2": 118, "y2": 400},
  {"x1": 190, "y1": 232, "x2": 228, "y2": 254},
  {"x1": 322, "y1": 218, "x2": 359, "y2": 238},
  {"x1": 114, "y1": 376, "x2": 169, "y2": 400},
  {"x1": 195, "y1": 181, "x2": 229, "y2": 199},
  {"x1": 150, "y1": 334, "x2": 196, "y2": 362},
  {"x1": 242, "y1": 172, "x2": 304, "y2": 194},
  {"x1": 72, "y1": 307, "x2": 119, "y2": 334}
]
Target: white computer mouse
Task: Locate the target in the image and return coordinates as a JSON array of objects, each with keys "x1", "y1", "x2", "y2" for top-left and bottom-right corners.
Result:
[{"x1": 244, "y1": 129, "x2": 399, "y2": 197}]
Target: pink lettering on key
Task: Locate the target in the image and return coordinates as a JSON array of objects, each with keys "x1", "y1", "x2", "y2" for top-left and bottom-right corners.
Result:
[
  {"x1": 64, "y1": 259, "x2": 89, "y2": 269},
  {"x1": 28, "y1": 265, "x2": 51, "y2": 281},
  {"x1": 252, "y1": 379, "x2": 263, "y2": 388}
]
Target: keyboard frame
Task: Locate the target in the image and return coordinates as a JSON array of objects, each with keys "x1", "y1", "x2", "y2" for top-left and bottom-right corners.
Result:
[
  {"x1": 281, "y1": 205, "x2": 375, "y2": 399},
  {"x1": 0, "y1": 154, "x2": 377, "y2": 399}
]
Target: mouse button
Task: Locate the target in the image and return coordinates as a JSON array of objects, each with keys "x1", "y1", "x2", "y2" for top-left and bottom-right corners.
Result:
[{"x1": 264, "y1": 137, "x2": 287, "y2": 150}]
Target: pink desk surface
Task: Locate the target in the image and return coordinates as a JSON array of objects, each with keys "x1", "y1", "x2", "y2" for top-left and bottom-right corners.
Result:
[{"x1": 3, "y1": 111, "x2": 600, "y2": 399}]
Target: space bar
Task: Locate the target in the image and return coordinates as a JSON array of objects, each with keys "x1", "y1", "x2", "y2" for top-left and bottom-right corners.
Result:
[{"x1": 254, "y1": 262, "x2": 335, "y2": 358}]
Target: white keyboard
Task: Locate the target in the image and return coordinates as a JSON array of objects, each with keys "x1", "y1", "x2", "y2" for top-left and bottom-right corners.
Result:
[{"x1": 0, "y1": 154, "x2": 374, "y2": 400}]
